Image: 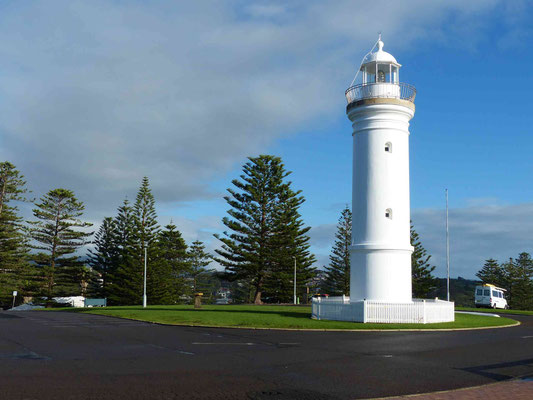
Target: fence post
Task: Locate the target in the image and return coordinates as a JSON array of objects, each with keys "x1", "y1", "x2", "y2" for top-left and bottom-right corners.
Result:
[
  {"x1": 363, "y1": 300, "x2": 367, "y2": 323},
  {"x1": 423, "y1": 300, "x2": 427, "y2": 324}
]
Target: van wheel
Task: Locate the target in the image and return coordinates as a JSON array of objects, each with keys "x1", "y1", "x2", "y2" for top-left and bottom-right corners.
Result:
[
  {"x1": 505, "y1": 305, "x2": 509, "y2": 310},
  {"x1": 492, "y1": 304, "x2": 497, "y2": 309}
]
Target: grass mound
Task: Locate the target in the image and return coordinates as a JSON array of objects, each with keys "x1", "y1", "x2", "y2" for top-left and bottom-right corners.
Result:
[{"x1": 63, "y1": 305, "x2": 517, "y2": 330}]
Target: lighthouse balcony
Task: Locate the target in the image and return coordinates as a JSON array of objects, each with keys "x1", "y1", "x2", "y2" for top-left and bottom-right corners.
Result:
[{"x1": 345, "y1": 82, "x2": 416, "y2": 106}]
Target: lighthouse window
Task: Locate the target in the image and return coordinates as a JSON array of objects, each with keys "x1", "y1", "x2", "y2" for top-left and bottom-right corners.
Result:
[
  {"x1": 377, "y1": 64, "x2": 391, "y2": 83},
  {"x1": 391, "y1": 66, "x2": 399, "y2": 83},
  {"x1": 385, "y1": 142, "x2": 392, "y2": 153},
  {"x1": 364, "y1": 64, "x2": 376, "y2": 83},
  {"x1": 385, "y1": 208, "x2": 392, "y2": 219}
]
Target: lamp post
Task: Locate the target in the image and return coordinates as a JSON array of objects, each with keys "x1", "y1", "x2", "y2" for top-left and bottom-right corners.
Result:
[
  {"x1": 293, "y1": 256, "x2": 297, "y2": 305},
  {"x1": 143, "y1": 244, "x2": 147, "y2": 308}
]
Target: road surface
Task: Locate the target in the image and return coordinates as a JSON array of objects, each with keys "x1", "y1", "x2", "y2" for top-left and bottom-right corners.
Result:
[{"x1": 1, "y1": 311, "x2": 532, "y2": 399}]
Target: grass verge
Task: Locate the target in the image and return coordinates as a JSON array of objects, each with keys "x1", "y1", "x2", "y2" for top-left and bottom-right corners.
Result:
[
  {"x1": 59, "y1": 305, "x2": 518, "y2": 330},
  {"x1": 457, "y1": 306, "x2": 533, "y2": 316}
]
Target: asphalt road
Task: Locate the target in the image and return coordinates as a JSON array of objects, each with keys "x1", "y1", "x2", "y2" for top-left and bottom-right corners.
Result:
[{"x1": 1, "y1": 311, "x2": 532, "y2": 400}]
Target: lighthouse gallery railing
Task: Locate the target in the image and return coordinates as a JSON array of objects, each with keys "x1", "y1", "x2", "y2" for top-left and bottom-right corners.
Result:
[{"x1": 345, "y1": 82, "x2": 416, "y2": 105}]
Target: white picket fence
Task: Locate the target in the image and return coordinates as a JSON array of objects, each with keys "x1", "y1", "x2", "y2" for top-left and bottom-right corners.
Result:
[{"x1": 311, "y1": 297, "x2": 454, "y2": 324}]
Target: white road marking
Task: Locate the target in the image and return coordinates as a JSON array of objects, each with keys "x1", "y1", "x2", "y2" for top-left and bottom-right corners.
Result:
[
  {"x1": 521, "y1": 336, "x2": 533, "y2": 339},
  {"x1": 192, "y1": 342, "x2": 256, "y2": 346}
]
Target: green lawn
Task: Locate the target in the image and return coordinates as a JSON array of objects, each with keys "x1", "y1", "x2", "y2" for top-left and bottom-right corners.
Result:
[
  {"x1": 60, "y1": 304, "x2": 518, "y2": 330},
  {"x1": 457, "y1": 306, "x2": 533, "y2": 316}
]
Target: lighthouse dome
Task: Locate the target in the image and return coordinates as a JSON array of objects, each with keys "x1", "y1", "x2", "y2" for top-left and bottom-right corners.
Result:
[{"x1": 362, "y1": 39, "x2": 399, "y2": 66}]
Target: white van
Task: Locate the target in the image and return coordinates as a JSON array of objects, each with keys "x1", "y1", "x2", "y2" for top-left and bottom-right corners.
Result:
[{"x1": 474, "y1": 284, "x2": 508, "y2": 309}]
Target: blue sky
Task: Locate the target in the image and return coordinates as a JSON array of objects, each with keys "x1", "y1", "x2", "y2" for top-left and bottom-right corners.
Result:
[{"x1": 0, "y1": 1, "x2": 532, "y2": 279}]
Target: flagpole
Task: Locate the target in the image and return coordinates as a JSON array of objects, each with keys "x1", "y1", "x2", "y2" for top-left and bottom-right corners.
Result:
[{"x1": 446, "y1": 189, "x2": 450, "y2": 302}]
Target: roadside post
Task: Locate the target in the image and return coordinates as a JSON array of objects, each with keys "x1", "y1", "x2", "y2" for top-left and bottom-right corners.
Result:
[{"x1": 12, "y1": 290, "x2": 17, "y2": 308}]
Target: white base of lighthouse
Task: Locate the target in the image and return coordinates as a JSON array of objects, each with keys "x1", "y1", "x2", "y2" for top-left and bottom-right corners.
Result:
[
  {"x1": 311, "y1": 297, "x2": 455, "y2": 324},
  {"x1": 350, "y1": 246, "x2": 412, "y2": 302}
]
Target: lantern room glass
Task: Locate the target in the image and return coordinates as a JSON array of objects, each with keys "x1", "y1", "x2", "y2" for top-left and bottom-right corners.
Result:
[
  {"x1": 377, "y1": 64, "x2": 390, "y2": 82},
  {"x1": 391, "y1": 65, "x2": 399, "y2": 83},
  {"x1": 362, "y1": 63, "x2": 400, "y2": 85},
  {"x1": 363, "y1": 64, "x2": 376, "y2": 83}
]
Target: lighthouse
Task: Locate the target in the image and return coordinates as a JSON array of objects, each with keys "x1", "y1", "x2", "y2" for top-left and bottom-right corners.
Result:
[
  {"x1": 311, "y1": 37, "x2": 454, "y2": 323},
  {"x1": 346, "y1": 37, "x2": 415, "y2": 303}
]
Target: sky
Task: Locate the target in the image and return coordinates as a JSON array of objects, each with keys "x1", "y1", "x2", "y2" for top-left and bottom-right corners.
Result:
[{"x1": 0, "y1": 0, "x2": 532, "y2": 279}]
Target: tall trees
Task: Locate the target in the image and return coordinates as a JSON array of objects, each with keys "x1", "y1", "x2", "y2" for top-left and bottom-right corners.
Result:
[
  {"x1": 323, "y1": 207, "x2": 352, "y2": 296},
  {"x1": 411, "y1": 223, "x2": 437, "y2": 298},
  {"x1": 215, "y1": 155, "x2": 315, "y2": 304},
  {"x1": 0, "y1": 162, "x2": 31, "y2": 305},
  {"x1": 30, "y1": 189, "x2": 92, "y2": 301}
]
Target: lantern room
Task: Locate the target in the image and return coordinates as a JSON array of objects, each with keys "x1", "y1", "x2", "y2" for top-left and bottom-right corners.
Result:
[{"x1": 361, "y1": 38, "x2": 400, "y2": 85}]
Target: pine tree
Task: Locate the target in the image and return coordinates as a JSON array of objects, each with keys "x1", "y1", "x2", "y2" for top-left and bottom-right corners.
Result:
[
  {"x1": 188, "y1": 240, "x2": 213, "y2": 295},
  {"x1": 411, "y1": 223, "x2": 437, "y2": 298},
  {"x1": 155, "y1": 223, "x2": 189, "y2": 303},
  {"x1": 503, "y1": 253, "x2": 533, "y2": 310},
  {"x1": 323, "y1": 207, "x2": 352, "y2": 296},
  {"x1": 215, "y1": 155, "x2": 315, "y2": 304},
  {"x1": 263, "y1": 184, "x2": 316, "y2": 303},
  {"x1": 112, "y1": 178, "x2": 160, "y2": 305},
  {"x1": 0, "y1": 162, "x2": 32, "y2": 306},
  {"x1": 476, "y1": 258, "x2": 505, "y2": 287},
  {"x1": 107, "y1": 199, "x2": 135, "y2": 304},
  {"x1": 87, "y1": 217, "x2": 118, "y2": 298},
  {"x1": 30, "y1": 189, "x2": 92, "y2": 302}
]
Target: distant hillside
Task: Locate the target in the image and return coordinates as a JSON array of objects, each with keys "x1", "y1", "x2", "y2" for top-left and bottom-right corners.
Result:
[{"x1": 429, "y1": 277, "x2": 480, "y2": 307}]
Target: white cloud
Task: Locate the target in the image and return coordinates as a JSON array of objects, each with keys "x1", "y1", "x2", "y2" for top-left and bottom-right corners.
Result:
[
  {"x1": 2, "y1": 0, "x2": 526, "y2": 266},
  {"x1": 412, "y1": 202, "x2": 533, "y2": 279},
  {"x1": 307, "y1": 201, "x2": 533, "y2": 278}
]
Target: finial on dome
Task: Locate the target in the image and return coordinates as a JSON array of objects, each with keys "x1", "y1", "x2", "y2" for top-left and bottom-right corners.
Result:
[{"x1": 377, "y1": 34, "x2": 384, "y2": 52}]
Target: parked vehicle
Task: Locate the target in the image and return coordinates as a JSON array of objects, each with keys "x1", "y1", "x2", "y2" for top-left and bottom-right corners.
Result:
[{"x1": 474, "y1": 284, "x2": 508, "y2": 309}]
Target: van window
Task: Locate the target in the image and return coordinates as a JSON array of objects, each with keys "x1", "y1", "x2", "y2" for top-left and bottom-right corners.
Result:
[
  {"x1": 483, "y1": 289, "x2": 490, "y2": 296},
  {"x1": 476, "y1": 289, "x2": 482, "y2": 296},
  {"x1": 492, "y1": 291, "x2": 498, "y2": 297}
]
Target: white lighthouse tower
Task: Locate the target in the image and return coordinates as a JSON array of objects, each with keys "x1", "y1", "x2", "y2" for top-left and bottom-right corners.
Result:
[
  {"x1": 346, "y1": 37, "x2": 414, "y2": 303},
  {"x1": 312, "y1": 37, "x2": 454, "y2": 323}
]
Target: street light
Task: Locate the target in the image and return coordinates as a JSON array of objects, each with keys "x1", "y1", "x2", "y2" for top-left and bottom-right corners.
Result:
[
  {"x1": 293, "y1": 256, "x2": 297, "y2": 305},
  {"x1": 143, "y1": 244, "x2": 147, "y2": 308}
]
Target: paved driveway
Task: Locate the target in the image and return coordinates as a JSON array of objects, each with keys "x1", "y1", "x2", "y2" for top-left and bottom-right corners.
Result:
[{"x1": 1, "y1": 311, "x2": 532, "y2": 399}]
